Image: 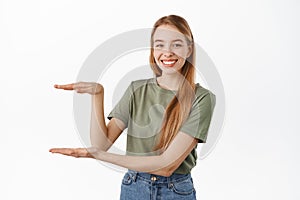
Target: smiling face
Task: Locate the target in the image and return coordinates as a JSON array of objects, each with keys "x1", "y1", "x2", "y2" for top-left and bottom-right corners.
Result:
[{"x1": 152, "y1": 24, "x2": 192, "y2": 75}]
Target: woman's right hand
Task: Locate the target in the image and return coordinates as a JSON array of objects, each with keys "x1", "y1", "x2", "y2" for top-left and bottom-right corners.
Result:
[{"x1": 54, "y1": 82, "x2": 104, "y2": 95}]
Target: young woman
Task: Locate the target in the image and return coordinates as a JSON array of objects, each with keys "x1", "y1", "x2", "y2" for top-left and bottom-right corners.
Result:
[{"x1": 50, "y1": 15, "x2": 216, "y2": 200}]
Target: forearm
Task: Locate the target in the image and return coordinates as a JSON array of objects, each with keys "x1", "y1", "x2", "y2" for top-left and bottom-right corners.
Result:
[
  {"x1": 92, "y1": 134, "x2": 200, "y2": 176},
  {"x1": 95, "y1": 151, "x2": 174, "y2": 176},
  {"x1": 90, "y1": 93, "x2": 110, "y2": 151}
]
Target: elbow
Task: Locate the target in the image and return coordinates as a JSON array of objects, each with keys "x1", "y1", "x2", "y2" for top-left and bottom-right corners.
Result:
[
  {"x1": 151, "y1": 169, "x2": 172, "y2": 177},
  {"x1": 164, "y1": 170, "x2": 173, "y2": 177},
  {"x1": 165, "y1": 166, "x2": 177, "y2": 177},
  {"x1": 156, "y1": 155, "x2": 177, "y2": 177},
  {"x1": 162, "y1": 168, "x2": 176, "y2": 177}
]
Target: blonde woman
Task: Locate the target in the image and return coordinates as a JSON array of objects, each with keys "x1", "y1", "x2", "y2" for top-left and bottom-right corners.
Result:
[{"x1": 50, "y1": 15, "x2": 216, "y2": 200}]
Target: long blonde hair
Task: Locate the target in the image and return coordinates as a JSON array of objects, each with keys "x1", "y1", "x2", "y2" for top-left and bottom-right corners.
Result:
[{"x1": 149, "y1": 15, "x2": 196, "y2": 152}]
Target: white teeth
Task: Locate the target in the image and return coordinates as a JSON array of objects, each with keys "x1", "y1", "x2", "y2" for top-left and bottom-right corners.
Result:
[{"x1": 162, "y1": 60, "x2": 176, "y2": 65}]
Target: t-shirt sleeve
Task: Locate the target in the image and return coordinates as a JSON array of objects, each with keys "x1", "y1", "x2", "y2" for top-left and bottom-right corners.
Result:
[
  {"x1": 107, "y1": 82, "x2": 133, "y2": 128},
  {"x1": 179, "y1": 91, "x2": 216, "y2": 143}
]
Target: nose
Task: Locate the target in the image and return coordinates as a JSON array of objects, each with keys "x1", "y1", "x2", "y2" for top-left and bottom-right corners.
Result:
[
  {"x1": 163, "y1": 52, "x2": 174, "y2": 57},
  {"x1": 162, "y1": 45, "x2": 174, "y2": 57}
]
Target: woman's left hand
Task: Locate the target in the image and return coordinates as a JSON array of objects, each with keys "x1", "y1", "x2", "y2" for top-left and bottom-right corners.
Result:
[{"x1": 49, "y1": 147, "x2": 100, "y2": 158}]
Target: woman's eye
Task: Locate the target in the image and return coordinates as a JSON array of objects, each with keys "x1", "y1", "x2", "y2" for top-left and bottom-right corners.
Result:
[
  {"x1": 155, "y1": 44, "x2": 164, "y2": 48},
  {"x1": 173, "y1": 43, "x2": 183, "y2": 48}
]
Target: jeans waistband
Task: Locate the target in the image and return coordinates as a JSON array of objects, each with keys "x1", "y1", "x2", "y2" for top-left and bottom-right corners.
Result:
[{"x1": 127, "y1": 170, "x2": 191, "y2": 184}]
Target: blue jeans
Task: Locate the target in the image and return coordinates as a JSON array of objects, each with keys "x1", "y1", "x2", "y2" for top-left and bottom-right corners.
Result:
[{"x1": 120, "y1": 170, "x2": 197, "y2": 200}]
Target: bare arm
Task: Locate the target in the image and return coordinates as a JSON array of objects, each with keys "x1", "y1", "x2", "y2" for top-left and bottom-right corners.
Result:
[
  {"x1": 50, "y1": 131, "x2": 202, "y2": 177},
  {"x1": 94, "y1": 131, "x2": 200, "y2": 176},
  {"x1": 90, "y1": 93, "x2": 126, "y2": 151}
]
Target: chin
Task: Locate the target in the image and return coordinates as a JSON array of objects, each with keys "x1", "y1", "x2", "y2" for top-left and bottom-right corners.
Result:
[{"x1": 159, "y1": 66, "x2": 182, "y2": 75}]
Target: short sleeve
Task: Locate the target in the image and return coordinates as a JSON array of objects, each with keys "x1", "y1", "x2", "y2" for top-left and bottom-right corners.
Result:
[
  {"x1": 107, "y1": 82, "x2": 133, "y2": 128},
  {"x1": 179, "y1": 91, "x2": 216, "y2": 143}
]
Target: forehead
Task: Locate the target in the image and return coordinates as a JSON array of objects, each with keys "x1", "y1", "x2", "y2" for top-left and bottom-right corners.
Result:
[{"x1": 153, "y1": 25, "x2": 186, "y2": 42}]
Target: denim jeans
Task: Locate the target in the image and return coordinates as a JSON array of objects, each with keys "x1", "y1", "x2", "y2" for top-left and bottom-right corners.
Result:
[{"x1": 120, "y1": 170, "x2": 197, "y2": 200}]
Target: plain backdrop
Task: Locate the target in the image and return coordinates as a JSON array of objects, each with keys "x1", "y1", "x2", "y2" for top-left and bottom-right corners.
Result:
[{"x1": 1, "y1": 0, "x2": 299, "y2": 199}]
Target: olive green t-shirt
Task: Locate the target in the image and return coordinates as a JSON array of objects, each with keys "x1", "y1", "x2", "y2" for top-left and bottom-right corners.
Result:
[{"x1": 107, "y1": 77, "x2": 216, "y2": 174}]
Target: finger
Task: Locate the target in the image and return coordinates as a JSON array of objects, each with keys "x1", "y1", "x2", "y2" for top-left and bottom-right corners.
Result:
[
  {"x1": 72, "y1": 82, "x2": 91, "y2": 93},
  {"x1": 49, "y1": 148, "x2": 73, "y2": 155},
  {"x1": 49, "y1": 148, "x2": 64, "y2": 153},
  {"x1": 50, "y1": 148, "x2": 85, "y2": 158},
  {"x1": 74, "y1": 82, "x2": 94, "y2": 89},
  {"x1": 77, "y1": 85, "x2": 101, "y2": 94},
  {"x1": 54, "y1": 84, "x2": 75, "y2": 90},
  {"x1": 49, "y1": 148, "x2": 67, "y2": 152}
]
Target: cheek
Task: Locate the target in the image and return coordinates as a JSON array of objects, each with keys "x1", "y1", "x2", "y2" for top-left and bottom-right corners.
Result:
[
  {"x1": 153, "y1": 50, "x2": 162, "y2": 61},
  {"x1": 174, "y1": 49, "x2": 189, "y2": 59}
]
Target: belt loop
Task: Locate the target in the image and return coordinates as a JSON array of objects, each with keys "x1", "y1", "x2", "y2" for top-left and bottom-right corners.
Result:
[
  {"x1": 131, "y1": 171, "x2": 138, "y2": 182},
  {"x1": 167, "y1": 176, "x2": 172, "y2": 188}
]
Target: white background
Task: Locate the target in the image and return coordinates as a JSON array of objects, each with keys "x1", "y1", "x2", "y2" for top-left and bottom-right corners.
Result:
[{"x1": 1, "y1": 0, "x2": 299, "y2": 199}]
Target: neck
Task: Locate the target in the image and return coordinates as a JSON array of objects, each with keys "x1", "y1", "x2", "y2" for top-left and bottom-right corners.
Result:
[{"x1": 157, "y1": 72, "x2": 184, "y2": 91}]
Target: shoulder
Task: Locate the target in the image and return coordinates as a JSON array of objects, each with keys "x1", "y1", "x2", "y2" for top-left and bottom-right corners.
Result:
[
  {"x1": 195, "y1": 83, "x2": 215, "y2": 97},
  {"x1": 130, "y1": 77, "x2": 155, "y2": 90},
  {"x1": 194, "y1": 83, "x2": 216, "y2": 105}
]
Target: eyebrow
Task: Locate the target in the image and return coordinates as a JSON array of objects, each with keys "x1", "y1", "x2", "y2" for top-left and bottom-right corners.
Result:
[{"x1": 154, "y1": 39, "x2": 184, "y2": 43}]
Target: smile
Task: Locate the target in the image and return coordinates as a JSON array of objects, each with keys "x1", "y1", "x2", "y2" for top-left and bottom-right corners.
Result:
[{"x1": 161, "y1": 59, "x2": 178, "y2": 67}]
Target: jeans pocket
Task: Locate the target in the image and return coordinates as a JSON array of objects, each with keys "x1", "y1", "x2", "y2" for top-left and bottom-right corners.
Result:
[
  {"x1": 122, "y1": 172, "x2": 133, "y2": 185},
  {"x1": 171, "y1": 178, "x2": 195, "y2": 195}
]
